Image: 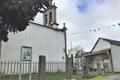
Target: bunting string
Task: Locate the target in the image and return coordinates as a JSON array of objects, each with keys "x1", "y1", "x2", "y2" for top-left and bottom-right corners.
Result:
[{"x1": 71, "y1": 23, "x2": 120, "y2": 35}]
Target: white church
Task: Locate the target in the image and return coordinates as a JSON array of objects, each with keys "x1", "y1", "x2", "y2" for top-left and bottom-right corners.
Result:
[{"x1": 0, "y1": 0, "x2": 66, "y2": 62}]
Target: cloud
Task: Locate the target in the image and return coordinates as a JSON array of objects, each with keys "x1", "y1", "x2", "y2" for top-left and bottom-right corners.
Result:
[
  {"x1": 77, "y1": 0, "x2": 91, "y2": 13},
  {"x1": 34, "y1": 0, "x2": 120, "y2": 51},
  {"x1": 77, "y1": 0, "x2": 106, "y2": 13}
]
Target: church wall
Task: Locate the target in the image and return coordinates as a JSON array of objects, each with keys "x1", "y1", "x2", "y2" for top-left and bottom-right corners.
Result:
[{"x1": 1, "y1": 22, "x2": 65, "y2": 62}]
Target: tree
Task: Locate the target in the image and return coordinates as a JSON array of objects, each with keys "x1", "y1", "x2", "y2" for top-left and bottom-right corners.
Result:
[
  {"x1": 0, "y1": 0, "x2": 50, "y2": 42},
  {"x1": 68, "y1": 46, "x2": 84, "y2": 58}
]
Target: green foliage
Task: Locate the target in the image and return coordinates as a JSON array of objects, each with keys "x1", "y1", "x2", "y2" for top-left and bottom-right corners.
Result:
[{"x1": 0, "y1": 0, "x2": 49, "y2": 42}]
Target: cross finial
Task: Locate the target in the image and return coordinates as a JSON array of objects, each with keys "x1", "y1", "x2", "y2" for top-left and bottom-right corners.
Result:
[
  {"x1": 63, "y1": 23, "x2": 66, "y2": 27},
  {"x1": 54, "y1": 3, "x2": 56, "y2": 6},
  {"x1": 63, "y1": 23, "x2": 67, "y2": 31}
]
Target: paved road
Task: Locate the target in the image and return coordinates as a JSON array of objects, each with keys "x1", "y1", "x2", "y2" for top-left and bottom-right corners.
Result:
[
  {"x1": 109, "y1": 75, "x2": 120, "y2": 80},
  {"x1": 111, "y1": 77, "x2": 120, "y2": 80}
]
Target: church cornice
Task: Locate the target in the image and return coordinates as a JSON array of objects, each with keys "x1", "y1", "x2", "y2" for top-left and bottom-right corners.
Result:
[{"x1": 30, "y1": 21, "x2": 65, "y2": 32}]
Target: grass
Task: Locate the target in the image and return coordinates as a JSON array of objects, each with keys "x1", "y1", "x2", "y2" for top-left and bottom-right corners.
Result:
[
  {"x1": 0, "y1": 72, "x2": 120, "y2": 80},
  {"x1": 0, "y1": 72, "x2": 67, "y2": 80},
  {"x1": 76, "y1": 76, "x2": 106, "y2": 80},
  {"x1": 45, "y1": 72, "x2": 67, "y2": 80},
  {"x1": 75, "y1": 72, "x2": 120, "y2": 80},
  {"x1": 88, "y1": 75, "x2": 109, "y2": 80}
]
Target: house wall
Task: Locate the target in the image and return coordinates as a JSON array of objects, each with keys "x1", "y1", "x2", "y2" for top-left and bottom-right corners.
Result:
[
  {"x1": 86, "y1": 53, "x2": 111, "y2": 73},
  {"x1": 111, "y1": 45, "x2": 120, "y2": 72},
  {"x1": 87, "y1": 55, "x2": 104, "y2": 69},
  {"x1": 92, "y1": 39, "x2": 111, "y2": 52},
  {"x1": 1, "y1": 22, "x2": 65, "y2": 62}
]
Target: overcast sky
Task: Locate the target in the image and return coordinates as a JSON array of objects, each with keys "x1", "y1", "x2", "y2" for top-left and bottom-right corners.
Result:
[{"x1": 34, "y1": 0, "x2": 120, "y2": 52}]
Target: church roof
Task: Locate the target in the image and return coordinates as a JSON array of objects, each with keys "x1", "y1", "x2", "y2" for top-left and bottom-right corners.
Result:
[{"x1": 30, "y1": 21, "x2": 65, "y2": 32}]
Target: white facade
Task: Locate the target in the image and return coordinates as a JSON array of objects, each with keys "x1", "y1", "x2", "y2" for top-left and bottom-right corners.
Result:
[
  {"x1": 90, "y1": 38, "x2": 120, "y2": 72},
  {"x1": 92, "y1": 39, "x2": 111, "y2": 69},
  {"x1": 1, "y1": 22, "x2": 65, "y2": 62},
  {"x1": 92, "y1": 39, "x2": 111, "y2": 52},
  {"x1": 111, "y1": 45, "x2": 120, "y2": 72}
]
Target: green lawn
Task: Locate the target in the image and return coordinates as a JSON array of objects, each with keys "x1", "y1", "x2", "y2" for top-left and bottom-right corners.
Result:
[
  {"x1": 75, "y1": 73, "x2": 116, "y2": 80},
  {"x1": 45, "y1": 72, "x2": 67, "y2": 80},
  {"x1": 0, "y1": 72, "x2": 120, "y2": 80},
  {"x1": 0, "y1": 73, "x2": 67, "y2": 80}
]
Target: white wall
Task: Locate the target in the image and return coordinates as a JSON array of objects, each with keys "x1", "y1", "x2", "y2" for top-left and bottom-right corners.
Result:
[
  {"x1": 111, "y1": 45, "x2": 120, "y2": 72},
  {"x1": 1, "y1": 22, "x2": 65, "y2": 62},
  {"x1": 92, "y1": 39, "x2": 111, "y2": 52}
]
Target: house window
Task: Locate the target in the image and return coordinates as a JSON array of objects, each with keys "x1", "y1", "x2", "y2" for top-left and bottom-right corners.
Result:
[
  {"x1": 44, "y1": 14, "x2": 47, "y2": 25},
  {"x1": 49, "y1": 12, "x2": 52, "y2": 24}
]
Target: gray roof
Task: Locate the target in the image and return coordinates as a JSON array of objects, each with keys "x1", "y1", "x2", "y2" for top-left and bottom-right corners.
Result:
[
  {"x1": 84, "y1": 48, "x2": 110, "y2": 57},
  {"x1": 101, "y1": 38, "x2": 120, "y2": 46}
]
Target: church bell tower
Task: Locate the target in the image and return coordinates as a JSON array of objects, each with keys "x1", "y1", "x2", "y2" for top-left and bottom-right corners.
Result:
[{"x1": 43, "y1": 0, "x2": 58, "y2": 28}]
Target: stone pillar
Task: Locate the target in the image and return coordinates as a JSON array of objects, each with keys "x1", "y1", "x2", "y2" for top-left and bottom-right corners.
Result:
[
  {"x1": 0, "y1": 41, "x2": 2, "y2": 59},
  {"x1": 83, "y1": 57, "x2": 88, "y2": 78},
  {"x1": 38, "y1": 56, "x2": 46, "y2": 80},
  {"x1": 67, "y1": 57, "x2": 74, "y2": 80},
  {"x1": 97, "y1": 57, "x2": 101, "y2": 74}
]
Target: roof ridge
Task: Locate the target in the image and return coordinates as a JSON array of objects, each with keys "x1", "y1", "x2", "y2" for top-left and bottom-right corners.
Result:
[
  {"x1": 100, "y1": 37, "x2": 120, "y2": 42},
  {"x1": 100, "y1": 37, "x2": 120, "y2": 46}
]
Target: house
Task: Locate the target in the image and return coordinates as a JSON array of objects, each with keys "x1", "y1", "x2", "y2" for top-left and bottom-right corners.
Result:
[{"x1": 84, "y1": 37, "x2": 120, "y2": 72}]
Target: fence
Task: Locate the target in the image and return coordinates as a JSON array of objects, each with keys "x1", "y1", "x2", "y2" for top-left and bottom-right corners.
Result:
[
  {"x1": 0, "y1": 61, "x2": 66, "y2": 80},
  {"x1": 0, "y1": 60, "x2": 111, "y2": 80}
]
